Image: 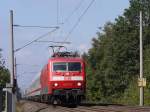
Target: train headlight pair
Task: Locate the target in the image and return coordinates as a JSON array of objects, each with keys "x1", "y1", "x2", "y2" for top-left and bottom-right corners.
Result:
[
  {"x1": 54, "y1": 83, "x2": 58, "y2": 87},
  {"x1": 77, "y1": 82, "x2": 82, "y2": 86}
]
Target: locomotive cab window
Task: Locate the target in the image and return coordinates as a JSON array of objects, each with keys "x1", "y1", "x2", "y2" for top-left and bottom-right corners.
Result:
[
  {"x1": 53, "y1": 62, "x2": 81, "y2": 72},
  {"x1": 68, "y1": 62, "x2": 81, "y2": 71},
  {"x1": 53, "y1": 62, "x2": 67, "y2": 71}
]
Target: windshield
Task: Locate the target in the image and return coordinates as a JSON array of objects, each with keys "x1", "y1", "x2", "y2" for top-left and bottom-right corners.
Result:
[
  {"x1": 53, "y1": 62, "x2": 67, "y2": 71},
  {"x1": 68, "y1": 62, "x2": 81, "y2": 71},
  {"x1": 53, "y1": 62, "x2": 81, "y2": 72}
]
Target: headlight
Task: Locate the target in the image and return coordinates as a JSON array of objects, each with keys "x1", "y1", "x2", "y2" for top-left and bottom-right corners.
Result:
[
  {"x1": 77, "y1": 82, "x2": 82, "y2": 86},
  {"x1": 54, "y1": 83, "x2": 58, "y2": 87}
]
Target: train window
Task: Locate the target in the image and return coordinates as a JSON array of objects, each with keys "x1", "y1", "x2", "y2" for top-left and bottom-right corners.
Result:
[
  {"x1": 53, "y1": 62, "x2": 67, "y2": 71},
  {"x1": 68, "y1": 62, "x2": 81, "y2": 71}
]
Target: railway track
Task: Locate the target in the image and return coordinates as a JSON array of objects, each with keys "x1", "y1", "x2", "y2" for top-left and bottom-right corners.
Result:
[{"x1": 19, "y1": 100, "x2": 150, "y2": 112}]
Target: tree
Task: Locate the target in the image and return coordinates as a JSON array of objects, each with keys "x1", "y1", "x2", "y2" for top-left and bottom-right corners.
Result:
[
  {"x1": 0, "y1": 49, "x2": 9, "y2": 87},
  {"x1": 0, "y1": 49, "x2": 10, "y2": 110},
  {"x1": 85, "y1": 0, "x2": 150, "y2": 105}
]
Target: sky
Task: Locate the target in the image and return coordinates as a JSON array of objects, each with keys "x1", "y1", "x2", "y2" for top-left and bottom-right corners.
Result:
[{"x1": 0, "y1": 0, "x2": 129, "y2": 90}]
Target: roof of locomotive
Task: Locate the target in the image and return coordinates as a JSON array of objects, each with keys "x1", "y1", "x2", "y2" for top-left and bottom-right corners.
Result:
[{"x1": 49, "y1": 57, "x2": 84, "y2": 62}]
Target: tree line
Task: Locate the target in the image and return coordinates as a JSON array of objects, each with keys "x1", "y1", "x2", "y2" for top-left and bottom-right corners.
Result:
[{"x1": 83, "y1": 0, "x2": 150, "y2": 105}]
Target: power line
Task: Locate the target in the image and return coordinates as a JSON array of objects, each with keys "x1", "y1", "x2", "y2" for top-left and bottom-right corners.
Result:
[
  {"x1": 15, "y1": 27, "x2": 59, "y2": 52},
  {"x1": 63, "y1": 0, "x2": 96, "y2": 42},
  {"x1": 57, "y1": 0, "x2": 59, "y2": 24},
  {"x1": 13, "y1": 24, "x2": 59, "y2": 29},
  {"x1": 35, "y1": 40, "x2": 71, "y2": 44},
  {"x1": 53, "y1": 0, "x2": 85, "y2": 45},
  {"x1": 63, "y1": 0, "x2": 85, "y2": 24},
  {"x1": 57, "y1": 0, "x2": 85, "y2": 38}
]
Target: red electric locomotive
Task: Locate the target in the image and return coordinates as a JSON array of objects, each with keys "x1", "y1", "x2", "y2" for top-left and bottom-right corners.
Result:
[{"x1": 25, "y1": 47, "x2": 86, "y2": 105}]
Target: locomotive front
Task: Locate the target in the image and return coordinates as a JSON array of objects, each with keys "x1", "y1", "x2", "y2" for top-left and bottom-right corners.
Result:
[{"x1": 49, "y1": 57, "x2": 86, "y2": 104}]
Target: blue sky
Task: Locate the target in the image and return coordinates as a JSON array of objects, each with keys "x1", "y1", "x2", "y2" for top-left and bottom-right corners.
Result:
[{"x1": 0, "y1": 0, "x2": 129, "y2": 89}]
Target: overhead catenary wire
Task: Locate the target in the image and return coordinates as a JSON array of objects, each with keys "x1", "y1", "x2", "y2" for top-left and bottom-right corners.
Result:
[
  {"x1": 56, "y1": 0, "x2": 85, "y2": 41},
  {"x1": 57, "y1": 0, "x2": 59, "y2": 24},
  {"x1": 48, "y1": 0, "x2": 85, "y2": 46},
  {"x1": 63, "y1": 0, "x2": 85, "y2": 24},
  {"x1": 63, "y1": 0, "x2": 96, "y2": 43},
  {"x1": 13, "y1": 24, "x2": 59, "y2": 29},
  {"x1": 35, "y1": 40, "x2": 71, "y2": 44},
  {"x1": 15, "y1": 27, "x2": 59, "y2": 52}
]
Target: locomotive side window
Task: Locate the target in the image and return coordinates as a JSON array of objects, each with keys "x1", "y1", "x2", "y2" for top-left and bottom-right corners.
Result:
[
  {"x1": 53, "y1": 62, "x2": 67, "y2": 71},
  {"x1": 68, "y1": 62, "x2": 81, "y2": 71}
]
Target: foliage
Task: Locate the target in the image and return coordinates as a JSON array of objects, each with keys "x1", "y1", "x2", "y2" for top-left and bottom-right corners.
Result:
[
  {"x1": 118, "y1": 78, "x2": 139, "y2": 105},
  {"x1": 84, "y1": 0, "x2": 150, "y2": 105},
  {"x1": 0, "y1": 49, "x2": 10, "y2": 110},
  {"x1": 0, "y1": 49, "x2": 10, "y2": 87}
]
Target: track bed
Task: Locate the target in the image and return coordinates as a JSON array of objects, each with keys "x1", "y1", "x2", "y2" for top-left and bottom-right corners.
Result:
[{"x1": 18, "y1": 100, "x2": 150, "y2": 112}]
